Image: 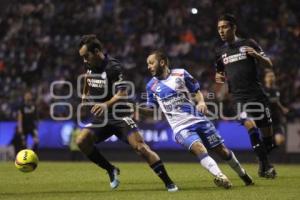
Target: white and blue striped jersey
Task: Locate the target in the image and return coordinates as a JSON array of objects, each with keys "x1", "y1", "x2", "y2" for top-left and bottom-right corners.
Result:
[{"x1": 146, "y1": 69, "x2": 207, "y2": 134}]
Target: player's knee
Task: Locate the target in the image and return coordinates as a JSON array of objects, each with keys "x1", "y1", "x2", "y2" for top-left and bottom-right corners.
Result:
[
  {"x1": 190, "y1": 142, "x2": 207, "y2": 155},
  {"x1": 213, "y1": 144, "x2": 230, "y2": 160},
  {"x1": 243, "y1": 119, "x2": 256, "y2": 130},
  {"x1": 76, "y1": 130, "x2": 93, "y2": 149},
  {"x1": 275, "y1": 134, "x2": 285, "y2": 146},
  {"x1": 135, "y1": 143, "x2": 150, "y2": 155}
]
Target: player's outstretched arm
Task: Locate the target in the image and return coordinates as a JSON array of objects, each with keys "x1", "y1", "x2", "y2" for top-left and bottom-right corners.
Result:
[{"x1": 135, "y1": 105, "x2": 157, "y2": 118}]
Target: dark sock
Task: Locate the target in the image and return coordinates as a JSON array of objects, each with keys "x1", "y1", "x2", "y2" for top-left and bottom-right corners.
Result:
[
  {"x1": 248, "y1": 127, "x2": 270, "y2": 168},
  {"x1": 150, "y1": 160, "x2": 173, "y2": 186},
  {"x1": 87, "y1": 146, "x2": 114, "y2": 172},
  {"x1": 263, "y1": 136, "x2": 275, "y2": 151}
]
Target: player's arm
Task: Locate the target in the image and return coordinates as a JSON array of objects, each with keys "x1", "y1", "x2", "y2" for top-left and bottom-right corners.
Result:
[
  {"x1": 184, "y1": 69, "x2": 208, "y2": 114},
  {"x1": 277, "y1": 101, "x2": 289, "y2": 115},
  {"x1": 244, "y1": 39, "x2": 273, "y2": 69},
  {"x1": 82, "y1": 74, "x2": 89, "y2": 103},
  {"x1": 214, "y1": 53, "x2": 226, "y2": 84},
  {"x1": 194, "y1": 90, "x2": 208, "y2": 114},
  {"x1": 136, "y1": 105, "x2": 156, "y2": 117},
  {"x1": 91, "y1": 87, "x2": 128, "y2": 117},
  {"x1": 91, "y1": 65, "x2": 129, "y2": 116},
  {"x1": 136, "y1": 83, "x2": 160, "y2": 118}
]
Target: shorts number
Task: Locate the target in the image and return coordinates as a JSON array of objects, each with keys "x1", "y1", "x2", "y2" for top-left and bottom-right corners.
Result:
[
  {"x1": 207, "y1": 135, "x2": 219, "y2": 145},
  {"x1": 122, "y1": 117, "x2": 137, "y2": 128}
]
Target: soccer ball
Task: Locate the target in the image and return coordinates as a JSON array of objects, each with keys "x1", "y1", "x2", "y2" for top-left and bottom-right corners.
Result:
[{"x1": 15, "y1": 149, "x2": 39, "y2": 172}]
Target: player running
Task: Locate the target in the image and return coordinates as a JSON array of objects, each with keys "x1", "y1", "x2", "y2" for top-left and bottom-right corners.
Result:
[
  {"x1": 77, "y1": 35, "x2": 177, "y2": 192},
  {"x1": 139, "y1": 50, "x2": 253, "y2": 189},
  {"x1": 17, "y1": 91, "x2": 39, "y2": 152},
  {"x1": 264, "y1": 69, "x2": 288, "y2": 147},
  {"x1": 214, "y1": 14, "x2": 276, "y2": 178}
]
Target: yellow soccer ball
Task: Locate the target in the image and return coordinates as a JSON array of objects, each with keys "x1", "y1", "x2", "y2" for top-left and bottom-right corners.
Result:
[{"x1": 15, "y1": 149, "x2": 39, "y2": 172}]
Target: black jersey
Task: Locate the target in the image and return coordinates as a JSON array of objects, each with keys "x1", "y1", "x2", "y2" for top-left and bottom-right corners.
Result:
[
  {"x1": 264, "y1": 87, "x2": 283, "y2": 123},
  {"x1": 19, "y1": 103, "x2": 37, "y2": 130},
  {"x1": 85, "y1": 54, "x2": 131, "y2": 119},
  {"x1": 215, "y1": 38, "x2": 268, "y2": 102}
]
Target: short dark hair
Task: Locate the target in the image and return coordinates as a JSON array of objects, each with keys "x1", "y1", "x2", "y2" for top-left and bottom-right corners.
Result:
[
  {"x1": 218, "y1": 13, "x2": 237, "y2": 27},
  {"x1": 150, "y1": 50, "x2": 169, "y2": 66},
  {"x1": 79, "y1": 34, "x2": 103, "y2": 53}
]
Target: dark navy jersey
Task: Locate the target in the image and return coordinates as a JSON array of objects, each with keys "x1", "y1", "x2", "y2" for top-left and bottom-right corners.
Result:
[
  {"x1": 214, "y1": 38, "x2": 268, "y2": 102},
  {"x1": 19, "y1": 103, "x2": 37, "y2": 130},
  {"x1": 264, "y1": 87, "x2": 283, "y2": 123},
  {"x1": 85, "y1": 54, "x2": 130, "y2": 118}
]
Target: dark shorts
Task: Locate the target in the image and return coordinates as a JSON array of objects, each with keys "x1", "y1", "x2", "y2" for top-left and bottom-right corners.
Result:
[
  {"x1": 85, "y1": 116, "x2": 139, "y2": 143},
  {"x1": 23, "y1": 127, "x2": 37, "y2": 137},
  {"x1": 234, "y1": 100, "x2": 272, "y2": 128},
  {"x1": 272, "y1": 122, "x2": 286, "y2": 135}
]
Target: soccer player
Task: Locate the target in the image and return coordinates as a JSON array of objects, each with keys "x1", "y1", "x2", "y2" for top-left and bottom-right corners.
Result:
[
  {"x1": 77, "y1": 35, "x2": 177, "y2": 192},
  {"x1": 140, "y1": 50, "x2": 253, "y2": 189},
  {"x1": 264, "y1": 69, "x2": 288, "y2": 146},
  {"x1": 17, "y1": 91, "x2": 39, "y2": 152},
  {"x1": 215, "y1": 14, "x2": 276, "y2": 178}
]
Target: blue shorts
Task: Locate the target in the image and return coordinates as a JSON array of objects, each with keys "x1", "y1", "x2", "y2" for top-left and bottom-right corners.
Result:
[{"x1": 175, "y1": 121, "x2": 224, "y2": 150}]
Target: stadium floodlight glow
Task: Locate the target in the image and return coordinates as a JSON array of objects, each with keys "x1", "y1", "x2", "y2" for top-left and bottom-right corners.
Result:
[{"x1": 191, "y1": 8, "x2": 198, "y2": 15}]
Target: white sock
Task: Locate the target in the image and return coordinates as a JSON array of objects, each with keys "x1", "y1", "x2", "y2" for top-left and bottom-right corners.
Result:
[
  {"x1": 226, "y1": 151, "x2": 246, "y2": 176},
  {"x1": 199, "y1": 154, "x2": 222, "y2": 176}
]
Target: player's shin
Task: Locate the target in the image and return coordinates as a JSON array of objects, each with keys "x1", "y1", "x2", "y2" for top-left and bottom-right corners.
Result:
[
  {"x1": 198, "y1": 153, "x2": 222, "y2": 176},
  {"x1": 224, "y1": 151, "x2": 246, "y2": 176},
  {"x1": 87, "y1": 146, "x2": 115, "y2": 172},
  {"x1": 150, "y1": 160, "x2": 174, "y2": 186},
  {"x1": 248, "y1": 127, "x2": 271, "y2": 167}
]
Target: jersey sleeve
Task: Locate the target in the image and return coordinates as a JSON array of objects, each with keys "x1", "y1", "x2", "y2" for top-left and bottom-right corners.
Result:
[
  {"x1": 183, "y1": 70, "x2": 200, "y2": 93},
  {"x1": 248, "y1": 39, "x2": 267, "y2": 57},
  {"x1": 109, "y1": 64, "x2": 127, "y2": 91}
]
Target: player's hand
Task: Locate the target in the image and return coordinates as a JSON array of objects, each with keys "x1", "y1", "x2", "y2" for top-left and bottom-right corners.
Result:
[
  {"x1": 196, "y1": 102, "x2": 208, "y2": 114},
  {"x1": 282, "y1": 107, "x2": 289, "y2": 115},
  {"x1": 81, "y1": 94, "x2": 88, "y2": 104},
  {"x1": 215, "y1": 72, "x2": 225, "y2": 83},
  {"x1": 243, "y1": 46, "x2": 260, "y2": 58},
  {"x1": 91, "y1": 103, "x2": 107, "y2": 117},
  {"x1": 18, "y1": 127, "x2": 23, "y2": 134}
]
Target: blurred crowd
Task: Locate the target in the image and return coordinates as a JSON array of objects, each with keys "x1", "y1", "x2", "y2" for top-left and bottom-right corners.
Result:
[{"x1": 0, "y1": 0, "x2": 299, "y2": 121}]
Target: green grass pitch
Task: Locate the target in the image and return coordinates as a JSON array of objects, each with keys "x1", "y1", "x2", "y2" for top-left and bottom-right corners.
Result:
[{"x1": 0, "y1": 162, "x2": 299, "y2": 200}]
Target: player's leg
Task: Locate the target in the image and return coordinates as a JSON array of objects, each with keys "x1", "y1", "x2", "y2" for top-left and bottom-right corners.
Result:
[
  {"x1": 212, "y1": 144, "x2": 254, "y2": 185},
  {"x1": 11, "y1": 128, "x2": 25, "y2": 155},
  {"x1": 175, "y1": 127, "x2": 232, "y2": 189},
  {"x1": 242, "y1": 119, "x2": 276, "y2": 178},
  {"x1": 198, "y1": 120, "x2": 253, "y2": 185},
  {"x1": 31, "y1": 129, "x2": 39, "y2": 153},
  {"x1": 260, "y1": 126, "x2": 275, "y2": 152},
  {"x1": 256, "y1": 104, "x2": 276, "y2": 152},
  {"x1": 126, "y1": 130, "x2": 178, "y2": 192},
  {"x1": 76, "y1": 127, "x2": 119, "y2": 189}
]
